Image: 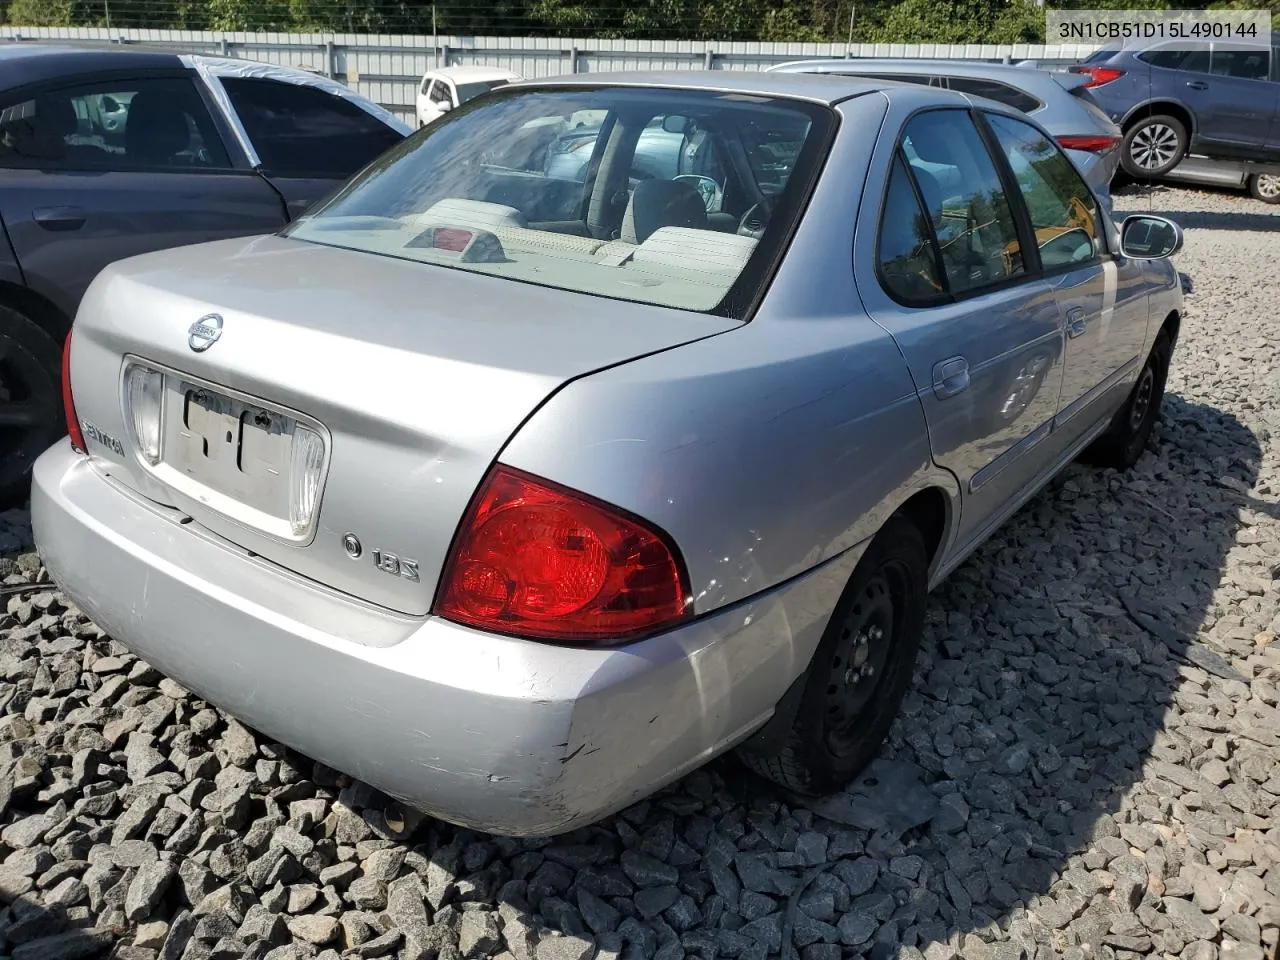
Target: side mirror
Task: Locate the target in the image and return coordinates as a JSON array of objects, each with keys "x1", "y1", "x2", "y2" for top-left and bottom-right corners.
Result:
[
  {"x1": 1119, "y1": 214, "x2": 1183, "y2": 260},
  {"x1": 100, "y1": 95, "x2": 121, "y2": 113}
]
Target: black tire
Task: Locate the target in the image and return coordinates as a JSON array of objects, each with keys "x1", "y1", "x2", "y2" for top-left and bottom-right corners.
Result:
[
  {"x1": 1084, "y1": 331, "x2": 1173, "y2": 471},
  {"x1": 1248, "y1": 173, "x2": 1280, "y2": 205},
  {"x1": 1120, "y1": 115, "x2": 1188, "y2": 180},
  {"x1": 0, "y1": 306, "x2": 64, "y2": 510},
  {"x1": 737, "y1": 515, "x2": 929, "y2": 796}
]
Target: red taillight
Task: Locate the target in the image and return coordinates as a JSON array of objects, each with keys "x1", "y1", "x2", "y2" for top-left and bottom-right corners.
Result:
[
  {"x1": 435, "y1": 465, "x2": 690, "y2": 644},
  {"x1": 433, "y1": 228, "x2": 473, "y2": 252},
  {"x1": 1069, "y1": 66, "x2": 1126, "y2": 88},
  {"x1": 62, "y1": 330, "x2": 86, "y2": 453},
  {"x1": 1056, "y1": 134, "x2": 1122, "y2": 153}
]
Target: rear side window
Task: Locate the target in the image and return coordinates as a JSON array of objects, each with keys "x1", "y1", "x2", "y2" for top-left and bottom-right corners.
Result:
[
  {"x1": 0, "y1": 76, "x2": 229, "y2": 171},
  {"x1": 1139, "y1": 48, "x2": 1211, "y2": 73},
  {"x1": 222, "y1": 77, "x2": 404, "y2": 179},
  {"x1": 877, "y1": 153, "x2": 944, "y2": 304},
  {"x1": 985, "y1": 113, "x2": 1104, "y2": 269},
  {"x1": 945, "y1": 77, "x2": 1042, "y2": 114},
  {"x1": 1210, "y1": 47, "x2": 1270, "y2": 81},
  {"x1": 898, "y1": 110, "x2": 1025, "y2": 296}
]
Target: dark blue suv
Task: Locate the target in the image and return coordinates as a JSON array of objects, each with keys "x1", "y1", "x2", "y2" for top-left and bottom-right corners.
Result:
[{"x1": 1071, "y1": 42, "x2": 1280, "y2": 179}]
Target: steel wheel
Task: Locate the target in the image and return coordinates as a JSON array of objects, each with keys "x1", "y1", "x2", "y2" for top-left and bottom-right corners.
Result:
[
  {"x1": 1083, "y1": 330, "x2": 1173, "y2": 471},
  {"x1": 1127, "y1": 364, "x2": 1156, "y2": 433},
  {"x1": 824, "y1": 574, "x2": 897, "y2": 755},
  {"x1": 736, "y1": 515, "x2": 928, "y2": 796}
]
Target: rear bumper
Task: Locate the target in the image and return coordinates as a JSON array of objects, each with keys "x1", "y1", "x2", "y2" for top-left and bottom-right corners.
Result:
[{"x1": 32, "y1": 444, "x2": 853, "y2": 836}]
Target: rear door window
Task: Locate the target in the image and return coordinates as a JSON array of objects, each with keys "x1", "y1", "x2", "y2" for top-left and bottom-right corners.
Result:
[
  {"x1": 0, "y1": 76, "x2": 229, "y2": 170},
  {"x1": 221, "y1": 77, "x2": 405, "y2": 179},
  {"x1": 898, "y1": 109, "x2": 1026, "y2": 296}
]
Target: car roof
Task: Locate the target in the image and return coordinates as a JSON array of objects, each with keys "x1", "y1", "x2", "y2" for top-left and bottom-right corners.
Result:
[
  {"x1": 0, "y1": 42, "x2": 335, "y2": 90},
  {"x1": 0, "y1": 43, "x2": 185, "y2": 89},
  {"x1": 513, "y1": 69, "x2": 940, "y2": 105}
]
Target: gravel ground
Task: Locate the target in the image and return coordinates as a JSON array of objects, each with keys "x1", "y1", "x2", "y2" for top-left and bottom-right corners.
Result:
[{"x1": 1, "y1": 183, "x2": 1278, "y2": 960}]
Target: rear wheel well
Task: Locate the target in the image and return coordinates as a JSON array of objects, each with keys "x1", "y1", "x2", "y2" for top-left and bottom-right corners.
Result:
[
  {"x1": 0, "y1": 281, "x2": 72, "y2": 346},
  {"x1": 1124, "y1": 102, "x2": 1193, "y2": 140},
  {"x1": 896, "y1": 487, "x2": 949, "y2": 572}
]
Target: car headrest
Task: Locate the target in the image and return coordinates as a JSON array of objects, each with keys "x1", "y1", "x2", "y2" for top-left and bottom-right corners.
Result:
[
  {"x1": 124, "y1": 91, "x2": 192, "y2": 165},
  {"x1": 621, "y1": 179, "x2": 709, "y2": 244},
  {"x1": 36, "y1": 96, "x2": 77, "y2": 140}
]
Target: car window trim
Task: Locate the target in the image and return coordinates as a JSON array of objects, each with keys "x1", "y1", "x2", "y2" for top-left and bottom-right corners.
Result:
[
  {"x1": 973, "y1": 107, "x2": 1112, "y2": 279},
  {"x1": 0, "y1": 69, "x2": 243, "y2": 175}
]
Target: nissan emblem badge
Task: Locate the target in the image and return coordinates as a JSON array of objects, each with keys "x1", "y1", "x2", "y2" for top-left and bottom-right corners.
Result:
[{"x1": 188, "y1": 313, "x2": 224, "y2": 352}]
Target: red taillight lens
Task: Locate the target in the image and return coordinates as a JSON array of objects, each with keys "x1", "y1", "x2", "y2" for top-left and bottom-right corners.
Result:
[
  {"x1": 435, "y1": 465, "x2": 690, "y2": 644},
  {"x1": 1056, "y1": 134, "x2": 1122, "y2": 153},
  {"x1": 62, "y1": 330, "x2": 86, "y2": 453},
  {"x1": 1069, "y1": 66, "x2": 1126, "y2": 88}
]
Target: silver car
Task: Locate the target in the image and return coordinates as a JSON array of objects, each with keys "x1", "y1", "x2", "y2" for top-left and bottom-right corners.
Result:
[
  {"x1": 33, "y1": 72, "x2": 1185, "y2": 837},
  {"x1": 767, "y1": 59, "x2": 1124, "y2": 207}
]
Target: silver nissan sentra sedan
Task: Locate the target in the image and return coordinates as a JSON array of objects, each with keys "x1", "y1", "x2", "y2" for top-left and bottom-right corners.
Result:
[{"x1": 32, "y1": 71, "x2": 1185, "y2": 837}]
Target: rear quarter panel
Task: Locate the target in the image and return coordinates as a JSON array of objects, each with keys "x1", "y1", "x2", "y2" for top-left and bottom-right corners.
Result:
[{"x1": 501, "y1": 92, "x2": 959, "y2": 617}]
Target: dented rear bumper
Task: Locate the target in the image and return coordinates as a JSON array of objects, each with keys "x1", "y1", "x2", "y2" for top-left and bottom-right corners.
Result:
[{"x1": 32, "y1": 443, "x2": 851, "y2": 836}]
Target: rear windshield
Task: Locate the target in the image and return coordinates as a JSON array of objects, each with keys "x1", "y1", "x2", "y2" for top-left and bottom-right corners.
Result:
[{"x1": 284, "y1": 86, "x2": 833, "y2": 318}]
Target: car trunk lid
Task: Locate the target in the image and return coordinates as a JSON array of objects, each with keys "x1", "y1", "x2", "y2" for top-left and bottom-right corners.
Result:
[{"x1": 70, "y1": 233, "x2": 740, "y2": 616}]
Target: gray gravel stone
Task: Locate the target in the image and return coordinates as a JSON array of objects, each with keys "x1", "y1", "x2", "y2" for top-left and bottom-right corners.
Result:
[
  {"x1": 125, "y1": 859, "x2": 175, "y2": 921},
  {"x1": 536, "y1": 934, "x2": 595, "y2": 960},
  {"x1": 458, "y1": 910, "x2": 502, "y2": 956},
  {"x1": 286, "y1": 914, "x2": 338, "y2": 945}
]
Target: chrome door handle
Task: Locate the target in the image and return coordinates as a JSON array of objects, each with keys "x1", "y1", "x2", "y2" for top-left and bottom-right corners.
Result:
[
  {"x1": 932, "y1": 356, "x2": 971, "y2": 399},
  {"x1": 1066, "y1": 306, "x2": 1088, "y2": 339},
  {"x1": 1186, "y1": 81, "x2": 1208, "y2": 91}
]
